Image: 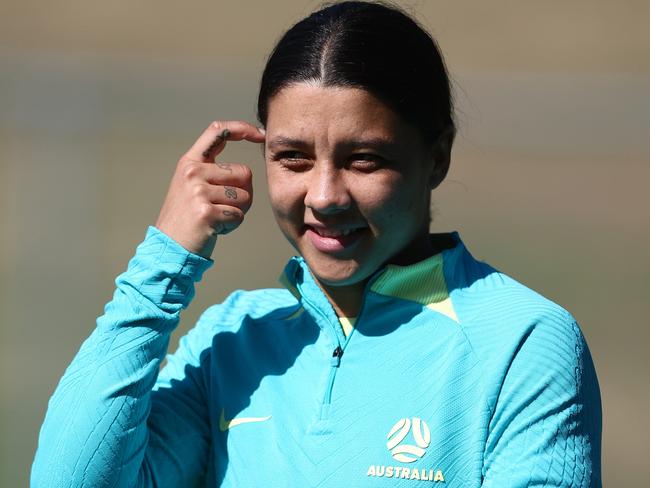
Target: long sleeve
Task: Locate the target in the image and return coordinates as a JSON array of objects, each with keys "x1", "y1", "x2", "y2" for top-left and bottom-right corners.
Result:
[
  {"x1": 481, "y1": 312, "x2": 602, "y2": 487},
  {"x1": 31, "y1": 227, "x2": 213, "y2": 487}
]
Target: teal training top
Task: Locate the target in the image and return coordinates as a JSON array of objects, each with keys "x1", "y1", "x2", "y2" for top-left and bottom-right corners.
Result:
[{"x1": 31, "y1": 227, "x2": 602, "y2": 487}]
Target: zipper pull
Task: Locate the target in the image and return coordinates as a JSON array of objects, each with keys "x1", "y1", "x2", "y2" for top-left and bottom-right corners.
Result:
[{"x1": 331, "y1": 346, "x2": 343, "y2": 366}]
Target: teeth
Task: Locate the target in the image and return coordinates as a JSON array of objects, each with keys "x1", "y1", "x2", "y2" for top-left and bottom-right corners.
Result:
[{"x1": 317, "y1": 228, "x2": 355, "y2": 238}]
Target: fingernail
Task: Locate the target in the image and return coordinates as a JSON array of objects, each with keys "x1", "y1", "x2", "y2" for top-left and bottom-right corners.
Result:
[{"x1": 257, "y1": 126, "x2": 266, "y2": 136}]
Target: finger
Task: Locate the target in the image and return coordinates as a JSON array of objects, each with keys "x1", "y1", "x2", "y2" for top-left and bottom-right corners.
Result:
[
  {"x1": 204, "y1": 162, "x2": 253, "y2": 194},
  {"x1": 209, "y1": 204, "x2": 245, "y2": 235},
  {"x1": 183, "y1": 161, "x2": 253, "y2": 188},
  {"x1": 202, "y1": 184, "x2": 252, "y2": 212},
  {"x1": 184, "y1": 121, "x2": 265, "y2": 163}
]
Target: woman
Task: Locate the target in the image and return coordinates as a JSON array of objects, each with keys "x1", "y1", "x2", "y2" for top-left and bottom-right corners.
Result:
[{"x1": 32, "y1": 2, "x2": 601, "y2": 486}]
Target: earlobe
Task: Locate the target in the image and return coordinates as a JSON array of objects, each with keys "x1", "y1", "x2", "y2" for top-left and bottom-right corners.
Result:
[{"x1": 428, "y1": 125, "x2": 454, "y2": 190}]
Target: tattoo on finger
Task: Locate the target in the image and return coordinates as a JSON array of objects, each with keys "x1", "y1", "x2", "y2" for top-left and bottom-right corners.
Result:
[
  {"x1": 224, "y1": 186, "x2": 238, "y2": 200},
  {"x1": 216, "y1": 162, "x2": 232, "y2": 172},
  {"x1": 222, "y1": 209, "x2": 238, "y2": 217},
  {"x1": 202, "y1": 128, "x2": 231, "y2": 159}
]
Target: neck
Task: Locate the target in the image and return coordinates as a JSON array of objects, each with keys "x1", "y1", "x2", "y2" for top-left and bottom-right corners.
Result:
[
  {"x1": 314, "y1": 232, "x2": 456, "y2": 318},
  {"x1": 318, "y1": 280, "x2": 366, "y2": 318}
]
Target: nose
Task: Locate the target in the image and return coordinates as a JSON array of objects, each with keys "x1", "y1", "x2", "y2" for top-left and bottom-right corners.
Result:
[{"x1": 304, "y1": 163, "x2": 352, "y2": 215}]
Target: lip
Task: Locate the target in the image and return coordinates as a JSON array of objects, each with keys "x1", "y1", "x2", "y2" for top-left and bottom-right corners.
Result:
[{"x1": 305, "y1": 225, "x2": 365, "y2": 253}]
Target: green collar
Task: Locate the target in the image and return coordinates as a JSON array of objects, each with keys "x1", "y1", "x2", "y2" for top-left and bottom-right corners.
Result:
[{"x1": 279, "y1": 233, "x2": 462, "y2": 324}]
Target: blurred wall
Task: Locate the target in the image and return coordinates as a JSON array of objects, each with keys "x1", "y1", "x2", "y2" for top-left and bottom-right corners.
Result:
[{"x1": 1, "y1": 1, "x2": 648, "y2": 486}]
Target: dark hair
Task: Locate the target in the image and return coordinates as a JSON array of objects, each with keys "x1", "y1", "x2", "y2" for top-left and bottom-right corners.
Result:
[{"x1": 257, "y1": 1, "x2": 455, "y2": 145}]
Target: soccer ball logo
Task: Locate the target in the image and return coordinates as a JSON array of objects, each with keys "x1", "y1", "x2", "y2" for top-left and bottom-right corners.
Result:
[{"x1": 386, "y1": 417, "x2": 431, "y2": 463}]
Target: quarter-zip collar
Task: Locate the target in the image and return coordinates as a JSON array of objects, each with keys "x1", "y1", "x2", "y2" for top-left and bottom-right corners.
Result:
[
  {"x1": 280, "y1": 255, "x2": 340, "y2": 332},
  {"x1": 279, "y1": 232, "x2": 465, "y2": 326}
]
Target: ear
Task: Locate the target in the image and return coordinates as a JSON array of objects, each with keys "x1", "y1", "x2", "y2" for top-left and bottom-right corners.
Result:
[{"x1": 428, "y1": 125, "x2": 455, "y2": 190}]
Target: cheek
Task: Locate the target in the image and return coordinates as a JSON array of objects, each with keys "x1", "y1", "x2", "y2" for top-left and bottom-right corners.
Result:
[
  {"x1": 266, "y1": 173, "x2": 303, "y2": 222},
  {"x1": 268, "y1": 191, "x2": 291, "y2": 224},
  {"x1": 357, "y1": 176, "x2": 418, "y2": 225},
  {"x1": 266, "y1": 165, "x2": 286, "y2": 205}
]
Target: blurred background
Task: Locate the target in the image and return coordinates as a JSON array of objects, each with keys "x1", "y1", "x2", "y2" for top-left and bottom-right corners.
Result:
[{"x1": 1, "y1": 0, "x2": 648, "y2": 485}]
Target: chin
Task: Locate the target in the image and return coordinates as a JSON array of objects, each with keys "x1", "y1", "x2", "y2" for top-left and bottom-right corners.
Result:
[{"x1": 307, "y1": 259, "x2": 369, "y2": 287}]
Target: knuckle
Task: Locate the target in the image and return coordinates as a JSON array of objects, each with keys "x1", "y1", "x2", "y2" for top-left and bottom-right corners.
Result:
[
  {"x1": 196, "y1": 202, "x2": 215, "y2": 221},
  {"x1": 182, "y1": 162, "x2": 202, "y2": 180},
  {"x1": 191, "y1": 183, "x2": 207, "y2": 198}
]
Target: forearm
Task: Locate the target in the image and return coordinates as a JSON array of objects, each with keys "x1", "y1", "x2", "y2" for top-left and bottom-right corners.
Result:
[{"x1": 31, "y1": 227, "x2": 212, "y2": 488}]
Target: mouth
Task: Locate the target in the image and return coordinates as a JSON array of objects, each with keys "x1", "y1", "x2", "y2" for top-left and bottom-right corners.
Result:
[
  {"x1": 312, "y1": 227, "x2": 357, "y2": 237},
  {"x1": 305, "y1": 225, "x2": 365, "y2": 253}
]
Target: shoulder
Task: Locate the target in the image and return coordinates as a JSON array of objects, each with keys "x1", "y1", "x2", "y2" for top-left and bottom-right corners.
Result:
[
  {"x1": 445, "y1": 241, "x2": 588, "y2": 369},
  {"x1": 462, "y1": 266, "x2": 578, "y2": 334}
]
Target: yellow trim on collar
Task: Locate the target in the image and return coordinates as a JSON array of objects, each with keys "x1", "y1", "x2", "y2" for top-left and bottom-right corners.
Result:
[
  {"x1": 370, "y1": 254, "x2": 459, "y2": 323},
  {"x1": 338, "y1": 317, "x2": 357, "y2": 337}
]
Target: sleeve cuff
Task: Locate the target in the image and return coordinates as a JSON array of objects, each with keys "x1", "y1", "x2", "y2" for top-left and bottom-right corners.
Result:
[{"x1": 117, "y1": 226, "x2": 214, "y2": 312}]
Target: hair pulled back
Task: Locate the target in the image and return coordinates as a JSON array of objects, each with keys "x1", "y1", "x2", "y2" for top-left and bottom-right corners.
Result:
[{"x1": 257, "y1": 1, "x2": 455, "y2": 146}]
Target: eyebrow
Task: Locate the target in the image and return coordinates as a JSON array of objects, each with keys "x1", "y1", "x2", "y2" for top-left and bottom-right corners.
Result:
[
  {"x1": 267, "y1": 136, "x2": 398, "y2": 152},
  {"x1": 267, "y1": 137, "x2": 308, "y2": 150}
]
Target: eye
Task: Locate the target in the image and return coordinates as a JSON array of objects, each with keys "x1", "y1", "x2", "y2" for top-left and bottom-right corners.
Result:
[
  {"x1": 271, "y1": 151, "x2": 312, "y2": 172},
  {"x1": 348, "y1": 153, "x2": 386, "y2": 172}
]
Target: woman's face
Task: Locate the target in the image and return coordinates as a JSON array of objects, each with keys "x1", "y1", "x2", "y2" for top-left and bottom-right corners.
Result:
[{"x1": 265, "y1": 83, "x2": 440, "y2": 288}]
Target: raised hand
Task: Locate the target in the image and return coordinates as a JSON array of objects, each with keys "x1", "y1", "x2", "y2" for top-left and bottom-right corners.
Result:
[{"x1": 155, "y1": 121, "x2": 265, "y2": 259}]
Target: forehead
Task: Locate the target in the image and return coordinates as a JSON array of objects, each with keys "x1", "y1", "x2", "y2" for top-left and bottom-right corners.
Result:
[{"x1": 265, "y1": 83, "x2": 408, "y2": 142}]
